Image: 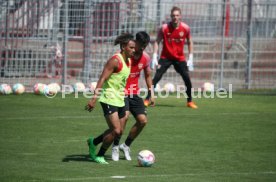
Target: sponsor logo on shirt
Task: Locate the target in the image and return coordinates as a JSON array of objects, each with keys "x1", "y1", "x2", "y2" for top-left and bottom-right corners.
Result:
[{"x1": 138, "y1": 63, "x2": 143, "y2": 69}]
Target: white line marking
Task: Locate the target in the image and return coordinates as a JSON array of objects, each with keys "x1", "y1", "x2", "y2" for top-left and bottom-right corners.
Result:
[{"x1": 110, "y1": 176, "x2": 126, "y2": 179}]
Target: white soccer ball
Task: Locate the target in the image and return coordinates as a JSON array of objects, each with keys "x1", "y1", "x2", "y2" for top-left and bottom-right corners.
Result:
[
  {"x1": 47, "y1": 83, "x2": 61, "y2": 95},
  {"x1": 154, "y1": 83, "x2": 161, "y2": 92},
  {"x1": 33, "y1": 83, "x2": 47, "y2": 95},
  {"x1": 0, "y1": 84, "x2": 12, "y2": 95},
  {"x1": 73, "y1": 82, "x2": 86, "y2": 92},
  {"x1": 163, "y1": 82, "x2": 175, "y2": 93},
  {"x1": 137, "y1": 150, "x2": 155, "y2": 167},
  {"x1": 202, "y1": 82, "x2": 215, "y2": 92},
  {"x1": 12, "y1": 83, "x2": 25, "y2": 95}
]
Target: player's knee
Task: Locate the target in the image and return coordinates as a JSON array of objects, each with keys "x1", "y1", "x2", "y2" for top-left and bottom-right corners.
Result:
[
  {"x1": 137, "y1": 116, "x2": 147, "y2": 127},
  {"x1": 140, "y1": 118, "x2": 147, "y2": 126},
  {"x1": 119, "y1": 128, "x2": 124, "y2": 137},
  {"x1": 113, "y1": 128, "x2": 122, "y2": 137},
  {"x1": 127, "y1": 115, "x2": 131, "y2": 121},
  {"x1": 124, "y1": 115, "x2": 130, "y2": 123},
  {"x1": 182, "y1": 77, "x2": 192, "y2": 87}
]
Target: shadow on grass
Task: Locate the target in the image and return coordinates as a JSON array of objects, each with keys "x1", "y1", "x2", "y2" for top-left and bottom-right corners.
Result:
[
  {"x1": 148, "y1": 104, "x2": 176, "y2": 107},
  {"x1": 62, "y1": 154, "x2": 124, "y2": 162},
  {"x1": 104, "y1": 154, "x2": 129, "y2": 161},
  {"x1": 62, "y1": 154, "x2": 152, "y2": 167},
  {"x1": 62, "y1": 154, "x2": 91, "y2": 162}
]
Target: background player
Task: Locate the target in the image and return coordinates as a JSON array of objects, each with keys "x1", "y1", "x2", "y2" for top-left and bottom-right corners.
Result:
[{"x1": 147, "y1": 6, "x2": 198, "y2": 109}]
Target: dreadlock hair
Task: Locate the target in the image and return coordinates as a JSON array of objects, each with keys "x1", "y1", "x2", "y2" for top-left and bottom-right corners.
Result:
[
  {"x1": 114, "y1": 33, "x2": 135, "y2": 50},
  {"x1": 136, "y1": 31, "x2": 150, "y2": 48}
]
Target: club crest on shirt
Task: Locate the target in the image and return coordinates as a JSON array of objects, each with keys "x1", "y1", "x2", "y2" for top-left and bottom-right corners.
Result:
[
  {"x1": 138, "y1": 63, "x2": 143, "y2": 69},
  {"x1": 179, "y1": 31, "x2": 184, "y2": 37}
]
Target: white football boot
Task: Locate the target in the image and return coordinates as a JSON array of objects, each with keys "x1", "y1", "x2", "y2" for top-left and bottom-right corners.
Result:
[
  {"x1": 111, "y1": 145, "x2": 119, "y2": 161},
  {"x1": 119, "y1": 143, "x2": 132, "y2": 161}
]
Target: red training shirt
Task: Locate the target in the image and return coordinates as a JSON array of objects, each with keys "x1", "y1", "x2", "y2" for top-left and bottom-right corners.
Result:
[
  {"x1": 159, "y1": 22, "x2": 191, "y2": 61},
  {"x1": 125, "y1": 52, "x2": 151, "y2": 95}
]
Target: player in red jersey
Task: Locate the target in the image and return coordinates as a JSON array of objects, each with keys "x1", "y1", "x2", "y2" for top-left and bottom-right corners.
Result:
[
  {"x1": 111, "y1": 31, "x2": 155, "y2": 161},
  {"x1": 146, "y1": 6, "x2": 198, "y2": 109}
]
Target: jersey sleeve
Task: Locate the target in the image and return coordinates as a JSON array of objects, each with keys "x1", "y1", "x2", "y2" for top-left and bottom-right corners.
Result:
[{"x1": 182, "y1": 22, "x2": 191, "y2": 39}]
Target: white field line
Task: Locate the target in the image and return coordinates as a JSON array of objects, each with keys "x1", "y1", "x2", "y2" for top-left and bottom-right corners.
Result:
[
  {"x1": 1, "y1": 112, "x2": 259, "y2": 121},
  {"x1": 24, "y1": 171, "x2": 276, "y2": 181}
]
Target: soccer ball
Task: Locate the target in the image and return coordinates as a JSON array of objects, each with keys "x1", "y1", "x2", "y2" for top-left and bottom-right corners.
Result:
[
  {"x1": 12, "y1": 83, "x2": 25, "y2": 95},
  {"x1": 154, "y1": 83, "x2": 161, "y2": 92},
  {"x1": 33, "y1": 83, "x2": 47, "y2": 95},
  {"x1": 137, "y1": 150, "x2": 155, "y2": 167},
  {"x1": 73, "y1": 82, "x2": 86, "y2": 92},
  {"x1": 163, "y1": 82, "x2": 175, "y2": 93},
  {"x1": 0, "y1": 84, "x2": 12, "y2": 95},
  {"x1": 202, "y1": 82, "x2": 215, "y2": 92},
  {"x1": 47, "y1": 83, "x2": 61, "y2": 95}
]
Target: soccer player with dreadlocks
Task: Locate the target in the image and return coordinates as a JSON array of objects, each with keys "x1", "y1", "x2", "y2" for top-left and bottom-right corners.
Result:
[{"x1": 85, "y1": 33, "x2": 135, "y2": 164}]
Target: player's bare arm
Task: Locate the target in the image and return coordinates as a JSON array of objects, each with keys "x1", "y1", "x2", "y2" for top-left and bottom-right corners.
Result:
[
  {"x1": 144, "y1": 66, "x2": 155, "y2": 103},
  {"x1": 150, "y1": 28, "x2": 163, "y2": 70},
  {"x1": 86, "y1": 58, "x2": 119, "y2": 111},
  {"x1": 186, "y1": 37, "x2": 194, "y2": 55}
]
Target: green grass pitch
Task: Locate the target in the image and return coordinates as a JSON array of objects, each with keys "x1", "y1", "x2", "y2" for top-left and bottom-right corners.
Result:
[{"x1": 0, "y1": 93, "x2": 276, "y2": 181}]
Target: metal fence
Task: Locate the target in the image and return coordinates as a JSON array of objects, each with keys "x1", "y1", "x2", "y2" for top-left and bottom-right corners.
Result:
[{"x1": 1, "y1": 0, "x2": 276, "y2": 92}]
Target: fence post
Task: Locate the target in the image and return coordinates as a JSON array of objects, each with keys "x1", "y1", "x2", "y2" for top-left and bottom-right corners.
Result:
[
  {"x1": 157, "y1": 0, "x2": 161, "y2": 26},
  {"x1": 62, "y1": 0, "x2": 69, "y2": 85},
  {"x1": 219, "y1": 0, "x2": 227, "y2": 90},
  {"x1": 245, "y1": 0, "x2": 253, "y2": 89},
  {"x1": 82, "y1": 0, "x2": 93, "y2": 84}
]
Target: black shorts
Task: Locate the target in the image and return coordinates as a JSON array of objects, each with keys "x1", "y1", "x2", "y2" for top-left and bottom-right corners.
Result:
[
  {"x1": 100, "y1": 102, "x2": 126, "y2": 119},
  {"x1": 125, "y1": 95, "x2": 147, "y2": 117},
  {"x1": 159, "y1": 58, "x2": 189, "y2": 75}
]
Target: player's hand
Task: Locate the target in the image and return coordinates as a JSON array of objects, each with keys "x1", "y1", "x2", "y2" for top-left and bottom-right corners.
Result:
[
  {"x1": 85, "y1": 100, "x2": 95, "y2": 112},
  {"x1": 85, "y1": 104, "x2": 94, "y2": 112},
  {"x1": 150, "y1": 53, "x2": 158, "y2": 70},
  {"x1": 149, "y1": 97, "x2": 155, "y2": 107},
  {"x1": 187, "y1": 54, "x2": 194, "y2": 71}
]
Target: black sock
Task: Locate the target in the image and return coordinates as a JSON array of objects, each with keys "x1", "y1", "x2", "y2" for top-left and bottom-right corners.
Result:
[
  {"x1": 146, "y1": 90, "x2": 151, "y2": 100},
  {"x1": 113, "y1": 136, "x2": 121, "y2": 146},
  {"x1": 125, "y1": 136, "x2": 134, "y2": 147},
  {"x1": 97, "y1": 146, "x2": 107, "y2": 157},
  {"x1": 93, "y1": 133, "x2": 104, "y2": 146}
]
